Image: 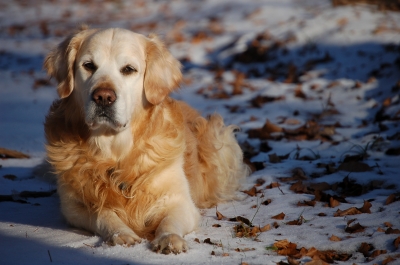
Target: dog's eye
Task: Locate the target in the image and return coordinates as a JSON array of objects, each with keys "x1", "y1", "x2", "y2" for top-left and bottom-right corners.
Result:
[
  {"x1": 83, "y1": 62, "x2": 97, "y2": 72},
  {"x1": 121, "y1": 65, "x2": 137, "y2": 75}
]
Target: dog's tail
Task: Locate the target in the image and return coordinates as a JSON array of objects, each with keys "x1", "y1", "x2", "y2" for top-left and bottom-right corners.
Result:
[{"x1": 186, "y1": 113, "x2": 250, "y2": 208}]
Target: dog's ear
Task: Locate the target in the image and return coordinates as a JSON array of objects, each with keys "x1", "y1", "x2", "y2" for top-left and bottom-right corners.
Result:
[
  {"x1": 144, "y1": 34, "x2": 182, "y2": 105},
  {"x1": 44, "y1": 27, "x2": 92, "y2": 98}
]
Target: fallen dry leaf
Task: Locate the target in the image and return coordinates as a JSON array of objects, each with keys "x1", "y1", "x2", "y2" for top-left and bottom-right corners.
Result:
[
  {"x1": 0, "y1": 147, "x2": 30, "y2": 159},
  {"x1": 271, "y1": 212, "x2": 285, "y2": 220},
  {"x1": 358, "y1": 242, "x2": 373, "y2": 257},
  {"x1": 369, "y1": 249, "x2": 387, "y2": 258},
  {"x1": 382, "y1": 256, "x2": 396, "y2": 265},
  {"x1": 297, "y1": 200, "x2": 316, "y2": 207},
  {"x1": 345, "y1": 222, "x2": 365, "y2": 233},
  {"x1": 260, "y1": 224, "x2": 271, "y2": 232},
  {"x1": 334, "y1": 207, "x2": 362, "y2": 217},
  {"x1": 216, "y1": 210, "x2": 225, "y2": 220},
  {"x1": 265, "y1": 182, "x2": 280, "y2": 189},
  {"x1": 274, "y1": 239, "x2": 298, "y2": 256},
  {"x1": 243, "y1": 186, "x2": 258, "y2": 196},
  {"x1": 262, "y1": 199, "x2": 272, "y2": 205},
  {"x1": 334, "y1": 201, "x2": 372, "y2": 217},
  {"x1": 385, "y1": 228, "x2": 400, "y2": 234},
  {"x1": 337, "y1": 161, "x2": 372, "y2": 172},
  {"x1": 286, "y1": 219, "x2": 302, "y2": 226},
  {"x1": 385, "y1": 193, "x2": 400, "y2": 205},
  {"x1": 329, "y1": 197, "x2": 341, "y2": 208},
  {"x1": 255, "y1": 178, "x2": 266, "y2": 186},
  {"x1": 377, "y1": 227, "x2": 385, "y2": 232},
  {"x1": 394, "y1": 236, "x2": 400, "y2": 249},
  {"x1": 384, "y1": 222, "x2": 393, "y2": 228},
  {"x1": 329, "y1": 235, "x2": 341, "y2": 241}
]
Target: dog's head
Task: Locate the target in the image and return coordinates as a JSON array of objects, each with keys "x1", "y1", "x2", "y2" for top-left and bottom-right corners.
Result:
[{"x1": 45, "y1": 27, "x2": 182, "y2": 132}]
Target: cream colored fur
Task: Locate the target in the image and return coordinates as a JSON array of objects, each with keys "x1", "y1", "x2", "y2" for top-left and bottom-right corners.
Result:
[{"x1": 44, "y1": 27, "x2": 249, "y2": 254}]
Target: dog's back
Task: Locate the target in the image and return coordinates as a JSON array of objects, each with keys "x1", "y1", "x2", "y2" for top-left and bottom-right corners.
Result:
[{"x1": 179, "y1": 101, "x2": 249, "y2": 208}]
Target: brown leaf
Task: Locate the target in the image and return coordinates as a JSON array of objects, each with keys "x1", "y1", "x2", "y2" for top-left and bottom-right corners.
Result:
[
  {"x1": 194, "y1": 238, "x2": 200, "y2": 243},
  {"x1": 216, "y1": 210, "x2": 225, "y2": 220},
  {"x1": 255, "y1": 178, "x2": 266, "y2": 186},
  {"x1": 394, "y1": 236, "x2": 400, "y2": 249},
  {"x1": 262, "y1": 199, "x2": 272, "y2": 205},
  {"x1": 305, "y1": 247, "x2": 319, "y2": 257},
  {"x1": 358, "y1": 200, "x2": 372, "y2": 213},
  {"x1": 271, "y1": 212, "x2": 285, "y2": 220},
  {"x1": 386, "y1": 228, "x2": 400, "y2": 234},
  {"x1": 0, "y1": 147, "x2": 30, "y2": 159},
  {"x1": 370, "y1": 249, "x2": 387, "y2": 258},
  {"x1": 229, "y1": 216, "x2": 252, "y2": 226},
  {"x1": 309, "y1": 182, "x2": 331, "y2": 191},
  {"x1": 266, "y1": 182, "x2": 280, "y2": 189},
  {"x1": 358, "y1": 242, "x2": 373, "y2": 257},
  {"x1": 329, "y1": 197, "x2": 341, "y2": 208},
  {"x1": 222, "y1": 253, "x2": 229, "y2": 257},
  {"x1": 260, "y1": 224, "x2": 271, "y2": 232},
  {"x1": 338, "y1": 161, "x2": 372, "y2": 172},
  {"x1": 345, "y1": 222, "x2": 365, "y2": 233},
  {"x1": 334, "y1": 207, "x2": 362, "y2": 217},
  {"x1": 384, "y1": 222, "x2": 393, "y2": 228},
  {"x1": 297, "y1": 200, "x2": 316, "y2": 207},
  {"x1": 243, "y1": 186, "x2": 258, "y2": 196},
  {"x1": 385, "y1": 193, "x2": 400, "y2": 205},
  {"x1": 382, "y1": 256, "x2": 396, "y2": 265},
  {"x1": 294, "y1": 86, "x2": 307, "y2": 99},
  {"x1": 212, "y1": 224, "x2": 221, "y2": 228},
  {"x1": 290, "y1": 181, "x2": 308, "y2": 193},
  {"x1": 274, "y1": 239, "x2": 298, "y2": 256},
  {"x1": 377, "y1": 227, "x2": 385, "y2": 232},
  {"x1": 250, "y1": 95, "x2": 285, "y2": 108},
  {"x1": 287, "y1": 219, "x2": 302, "y2": 225},
  {"x1": 317, "y1": 213, "x2": 326, "y2": 217},
  {"x1": 333, "y1": 201, "x2": 371, "y2": 217},
  {"x1": 263, "y1": 119, "x2": 283, "y2": 132},
  {"x1": 329, "y1": 235, "x2": 341, "y2": 241},
  {"x1": 203, "y1": 238, "x2": 215, "y2": 245}
]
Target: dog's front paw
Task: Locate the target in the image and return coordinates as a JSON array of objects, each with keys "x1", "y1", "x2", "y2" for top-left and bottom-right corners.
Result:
[
  {"x1": 152, "y1": 233, "x2": 188, "y2": 254},
  {"x1": 108, "y1": 230, "x2": 141, "y2": 246}
]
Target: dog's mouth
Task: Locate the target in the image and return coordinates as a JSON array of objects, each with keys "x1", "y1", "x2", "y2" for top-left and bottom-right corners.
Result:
[{"x1": 86, "y1": 107, "x2": 128, "y2": 131}]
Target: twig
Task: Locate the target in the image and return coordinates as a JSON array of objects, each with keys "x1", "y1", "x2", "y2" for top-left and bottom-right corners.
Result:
[
  {"x1": 47, "y1": 250, "x2": 52, "y2": 262},
  {"x1": 83, "y1": 243, "x2": 94, "y2": 248},
  {"x1": 277, "y1": 184, "x2": 285, "y2": 195}
]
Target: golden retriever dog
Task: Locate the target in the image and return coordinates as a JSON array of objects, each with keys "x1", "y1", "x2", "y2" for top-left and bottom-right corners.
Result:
[{"x1": 44, "y1": 27, "x2": 248, "y2": 254}]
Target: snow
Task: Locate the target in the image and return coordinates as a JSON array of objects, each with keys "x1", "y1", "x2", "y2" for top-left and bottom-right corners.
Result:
[{"x1": 1, "y1": 0, "x2": 400, "y2": 264}]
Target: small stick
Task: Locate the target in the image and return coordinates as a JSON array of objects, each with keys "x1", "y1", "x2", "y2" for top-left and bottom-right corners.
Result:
[
  {"x1": 48, "y1": 250, "x2": 52, "y2": 262},
  {"x1": 83, "y1": 243, "x2": 94, "y2": 248},
  {"x1": 277, "y1": 184, "x2": 285, "y2": 195}
]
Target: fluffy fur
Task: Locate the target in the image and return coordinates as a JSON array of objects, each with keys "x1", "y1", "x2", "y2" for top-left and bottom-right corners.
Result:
[{"x1": 44, "y1": 27, "x2": 249, "y2": 254}]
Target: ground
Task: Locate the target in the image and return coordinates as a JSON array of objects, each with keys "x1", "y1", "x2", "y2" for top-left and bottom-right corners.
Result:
[{"x1": 0, "y1": 0, "x2": 399, "y2": 264}]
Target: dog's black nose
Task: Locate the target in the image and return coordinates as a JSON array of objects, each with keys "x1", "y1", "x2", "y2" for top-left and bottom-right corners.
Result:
[{"x1": 92, "y1": 88, "x2": 117, "y2": 106}]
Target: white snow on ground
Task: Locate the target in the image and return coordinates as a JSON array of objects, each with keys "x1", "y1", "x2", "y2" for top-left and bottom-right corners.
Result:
[{"x1": 0, "y1": 0, "x2": 399, "y2": 264}]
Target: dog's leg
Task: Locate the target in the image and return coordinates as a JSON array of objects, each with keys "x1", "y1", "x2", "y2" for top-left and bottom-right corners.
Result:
[
  {"x1": 59, "y1": 186, "x2": 141, "y2": 246},
  {"x1": 151, "y1": 205, "x2": 199, "y2": 254}
]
